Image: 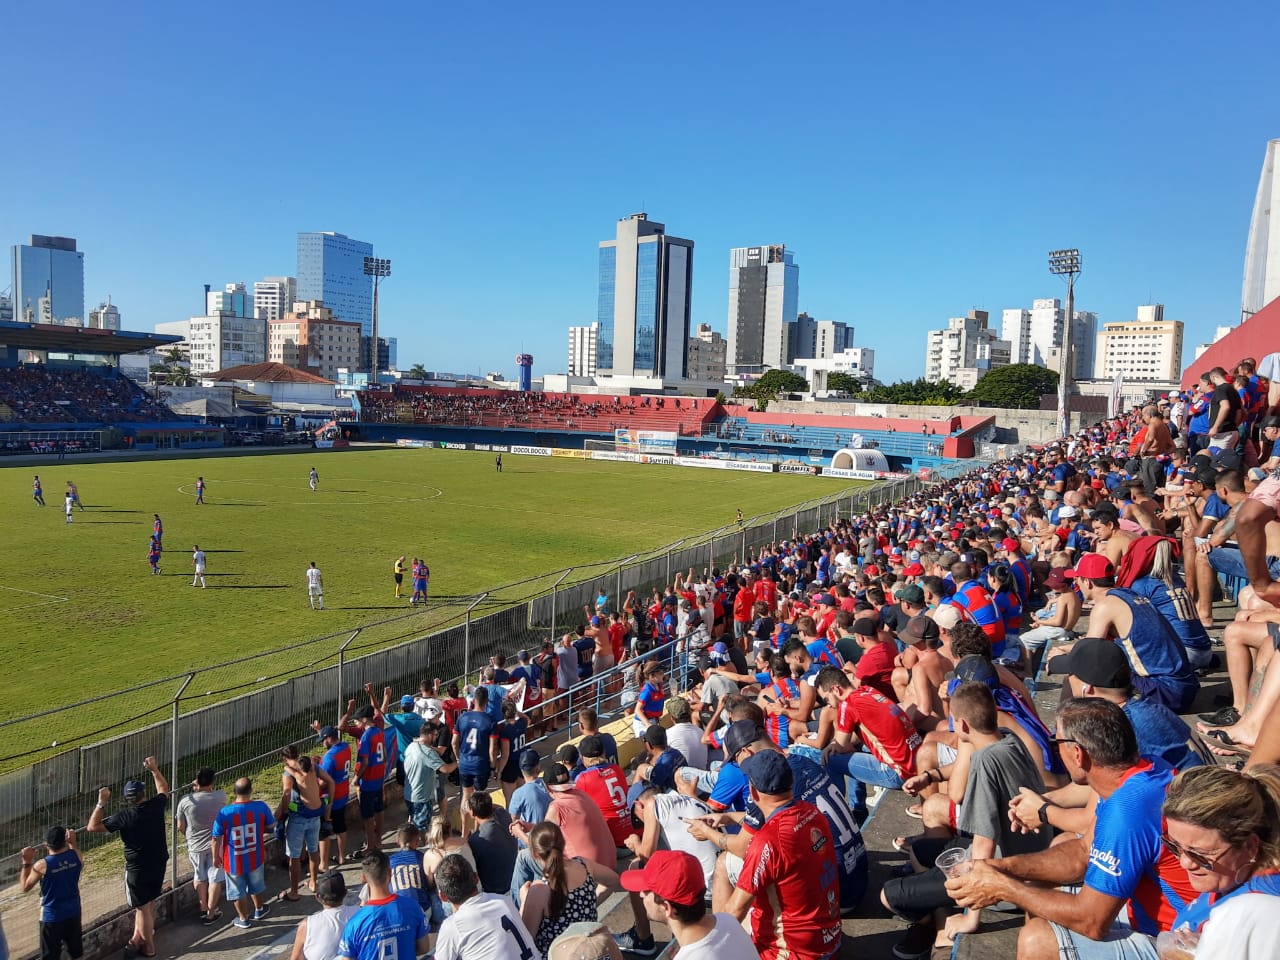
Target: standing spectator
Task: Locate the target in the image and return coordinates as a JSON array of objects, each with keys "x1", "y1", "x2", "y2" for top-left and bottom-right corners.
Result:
[
  {"x1": 337, "y1": 851, "x2": 429, "y2": 960},
  {"x1": 554, "y1": 634, "x2": 579, "y2": 727},
  {"x1": 19, "y1": 825, "x2": 82, "y2": 960},
  {"x1": 287, "y1": 869, "x2": 358, "y2": 960},
  {"x1": 403, "y1": 722, "x2": 454, "y2": 829},
  {"x1": 631, "y1": 664, "x2": 667, "y2": 739},
  {"x1": 86, "y1": 756, "x2": 169, "y2": 957},
  {"x1": 313, "y1": 725, "x2": 352, "y2": 866},
  {"x1": 175, "y1": 766, "x2": 226, "y2": 924},
  {"x1": 466, "y1": 791, "x2": 517, "y2": 895},
  {"x1": 619, "y1": 850, "x2": 756, "y2": 960},
  {"x1": 452, "y1": 686, "x2": 499, "y2": 841},
  {"x1": 211, "y1": 778, "x2": 274, "y2": 929},
  {"x1": 352, "y1": 706, "x2": 387, "y2": 855},
  {"x1": 433, "y1": 854, "x2": 538, "y2": 960},
  {"x1": 279, "y1": 751, "x2": 330, "y2": 902}
]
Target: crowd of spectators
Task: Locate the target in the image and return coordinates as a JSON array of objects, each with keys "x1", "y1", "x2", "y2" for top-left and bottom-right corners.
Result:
[
  {"x1": 16, "y1": 351, "x2": 1280, "y2": 960},
  {"x1": 0, "y1": 365, "x2": 175, "y2": 423}
]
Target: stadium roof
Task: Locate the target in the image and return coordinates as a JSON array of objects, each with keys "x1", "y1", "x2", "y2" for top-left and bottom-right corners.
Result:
[
  {"x1": 204, "y1": 362, "x2": 335, "y2": 384},
  {"x1": 0, "y1": 321, "x2": 181, "y2": 355}
]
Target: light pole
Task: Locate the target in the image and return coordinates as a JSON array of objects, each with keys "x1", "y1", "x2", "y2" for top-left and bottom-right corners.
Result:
[
  {"x1": 1048, "y1": 248, "x2": 1081, "y2": 439},
  {"x1": 363, "y1": 257, "x2": 391, "y2": 383}
]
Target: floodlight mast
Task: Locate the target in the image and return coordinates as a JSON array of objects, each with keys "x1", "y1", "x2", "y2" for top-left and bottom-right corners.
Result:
[
  {"x1": 363, "y1": 257, "x2": 392, "y2": 382},
  {"x1": 1048, "y1": 249, "x2": 1082, "y2": 439}
]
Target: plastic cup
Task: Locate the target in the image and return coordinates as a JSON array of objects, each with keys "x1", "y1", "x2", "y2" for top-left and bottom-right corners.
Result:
[
  {"x1": 935, "y1": 846, "x2": 973, "y2": 879},
  {"x1": 1155, "y1": 930, "x2": 1198, "y2": 960}
]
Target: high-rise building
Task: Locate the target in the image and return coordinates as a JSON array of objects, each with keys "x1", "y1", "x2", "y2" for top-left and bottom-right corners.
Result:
[
  {"x1": 568, "y1": 322, "x2": 599, "y2": 377},
  {"x1": 254, "y1": 276, "x2": 298, "y2": 322},
  {"x1": 686, "y1": 323, "x2": 727, "y2": 381},
  {"x1": 1002, "y1": 298, "x2": 1095, "y2": 380},
  {"x1": 726, "y1": 245, "x2": 798, "y2": 375},
  {"x1": 1243, "y1": 138, "x2": 1280, "y2": 319},
  {"x1": 0, "y1": 293, "x2": 12, "y2": 323},
  {"x1": 268, "y1": 300, "x2": 362, "y2": 381},
  {"x1": 596, "y1": 213, "x2": 693, "y2": 380},
  {"x1": 378, "y1": 337, "x2": 397, "y2": 372},
  {"x1": 207, "y1": 282, "x2": 256, "y2": 318},
  {"x1": 296, "y1": 232, "x2": 374, "y2": 333},
  {"x1": 88, "y1": 298, "x2": 121, "y2": 330},
  {"x1": 790, "y1": 312, "x2": 853, "y2": 361},
  {"x1": 12, "y1": 235, "x2": 84, "y2": 326},
  {"x1": 184, "y1": 287, "x2": 267, "y2": 376},
  {"x1": 925, "y1": 310, "x2": 1011, "y2": 389},
  {"x1": 1094, "y1": 304, "x2": 1184, "y2": 382}
]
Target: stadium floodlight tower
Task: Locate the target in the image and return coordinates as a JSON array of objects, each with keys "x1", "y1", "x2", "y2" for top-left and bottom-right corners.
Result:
[
  {"x1": 1048, "y1": 248, "x2": 1082, "y2": 439},
  {"x1": 363, "y1": 256, "x2": 391, "y2": 382}
]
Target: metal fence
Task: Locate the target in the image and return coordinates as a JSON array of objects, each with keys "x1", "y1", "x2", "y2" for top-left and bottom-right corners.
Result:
[{"x1": 0, "y1": 473, "x2": 921, "y2": 959}]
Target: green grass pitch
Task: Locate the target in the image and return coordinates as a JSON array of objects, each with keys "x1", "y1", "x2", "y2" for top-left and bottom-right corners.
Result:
[{"x1": 0, "y1": 448, "x2": 862, "y2": 725}]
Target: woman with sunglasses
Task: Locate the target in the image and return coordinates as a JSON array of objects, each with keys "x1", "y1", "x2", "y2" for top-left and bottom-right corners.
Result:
[{"x1": 1160, "y1": 764, "x2": 1280, "y2": 959}]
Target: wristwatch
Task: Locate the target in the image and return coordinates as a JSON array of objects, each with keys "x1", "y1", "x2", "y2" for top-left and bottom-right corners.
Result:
[{"x1": 1038, "y1": 801, "x2": 1053, "y2": 827}]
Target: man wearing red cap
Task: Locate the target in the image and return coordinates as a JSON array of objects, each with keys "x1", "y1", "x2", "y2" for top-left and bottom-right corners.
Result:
[{"x1": 620, "y1": 850, "x2": 755, "y2": 959}]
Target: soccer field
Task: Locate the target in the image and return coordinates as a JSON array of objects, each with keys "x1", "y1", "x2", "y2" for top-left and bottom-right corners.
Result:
[{"x1": 0, "y1": 448, "x2": 863, "y2": 724}]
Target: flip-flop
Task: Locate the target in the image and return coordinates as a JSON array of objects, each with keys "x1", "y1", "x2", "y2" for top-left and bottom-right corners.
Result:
[
  {"x1": 905, "y1": 803, "x2": 924, "y2": 819},
  {"x1": 1200, "y1": 728, "x2": 1251, "y2": 754},
  {"x1": 893, "y1": 835, "x2": 915, "y2": 853}
]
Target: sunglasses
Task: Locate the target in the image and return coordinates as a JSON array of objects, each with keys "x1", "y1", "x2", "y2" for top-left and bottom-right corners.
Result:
[{"x1": 1160, "y1": 833, "x2": 1231, "y2": 871}]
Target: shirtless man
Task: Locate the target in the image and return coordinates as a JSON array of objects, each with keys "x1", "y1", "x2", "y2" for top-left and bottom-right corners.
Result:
[
  {"x1": 278, "y1": 748, "x2": 333, "y2": 900},
  {"x1": 891, "y1": 615, "x2": 954, "y2": 730},
  {"x1": 582, "y1": 608, "x2": 614, "y2": 676},
  {"x1": 1086, "y1": 506, "x2": 1134, "y2": 570},
  {"x1": 1136, "y1": 406, "x2": 1175, "y2": 496},
  {"x1": 1121, "y1": 480, "x2": 1166, "y2": 534}
]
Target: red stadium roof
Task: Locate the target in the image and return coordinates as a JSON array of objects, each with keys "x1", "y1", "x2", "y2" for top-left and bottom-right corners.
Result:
[{"x1": 1181, "y1": 295, "x2": 1280, "y2": 390}]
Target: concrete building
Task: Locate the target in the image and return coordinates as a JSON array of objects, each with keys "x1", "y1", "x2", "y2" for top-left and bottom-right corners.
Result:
[
  {"x1": 0, "y1": 294, "x2": 12, "y2": 323},
  {"x1": 1094, "y1": 304, "x2": 1184, "y2": 382},
  {"x1": 1002, "y1": 298, "x2": 1095, "y2": 380},
  {"x1": 12, "y1": 235, "x2": 84, "y2": 326},
  {"x1": 596, "y1": 213, "x2": 693, "y2": 380},
  {"x1": 254, "y1": 276, "x2": 298, "y2": 322},
  {"x1": 88, "y1": 298, "x2": 121, "y2": 330},
  {"x1": 568, "y1": 322, "x2": 598, "y2": 377},
  {"x1": 268, "y1": 300, "x2": 362, "y2": 381},
  {"x1": 790, "y1": 312, "x2": 853, "y2": 361},
  {"x1": 925, "y1": 309, "x2": 1011, "y2": 389},
  {"x1": 1243, "y1": 138, "x2": 1280, "y2": 319},
  {"x1": 726, "y1": 244, "x2": 798, "y2": 375},
  {"x1": 207, "y1": 283, "x2": 257, "y2": 318},
  {"x1": 378, "y1": 337, "x2": 397, "y2": 373},
  {"x1": 686, "y1": 323, "x2": 727, "y2": 381},
  {"x1": 794, "y1": 346, "x2": 876, "y2": 395},
  {"x1": 179, "y1": 288, "x2": 268, "y2": 376}
]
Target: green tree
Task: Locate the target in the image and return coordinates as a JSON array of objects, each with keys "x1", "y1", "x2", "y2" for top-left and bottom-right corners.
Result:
[
  {"x1": 406, "y1": 363, "x2": 429, "y2": 380},
  {"x1": 825, "y1": 372, "x2": 862, "y2": 395},
  {"x1": 966, "y1": 364, "x2": 1059, "y2": 409}
]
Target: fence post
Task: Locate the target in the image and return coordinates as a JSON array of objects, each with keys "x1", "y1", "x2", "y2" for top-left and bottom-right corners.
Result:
[
  {"x1": 550, "y1": 569, "x2": 572, "y2": 636},
  {"x1": 169, "y1": 672, "x2": 195, "y2": 910},
  {"x1": 617, "y1": 555, "x2": 638, "y2": 604},
  {"x1": 336, "y1": 630, "x2": 360, "y2": 723},
  {"x1": 463, "y1": 593, "x2": 489, "y2": 681}
]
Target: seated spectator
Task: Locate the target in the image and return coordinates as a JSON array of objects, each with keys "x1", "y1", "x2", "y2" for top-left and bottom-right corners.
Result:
[
  {"x1": 432, "y1": 854, "x2": 538, "y2": 960},
  {"x1": 1126, "y1": 539, "x2": 1215, "y2": 671},
  {"x1": 573, "y1": 736, "x2": 633, "y2": 847},
  {"x1": 518, "y1": 822, "x2": 619, "y2": 959},
  {"x1": 288, "y1": 869, "x2": 358, "y2": 960},
  {"x1": 633, "y1": 724, "x2": 687, "y2": 792}
]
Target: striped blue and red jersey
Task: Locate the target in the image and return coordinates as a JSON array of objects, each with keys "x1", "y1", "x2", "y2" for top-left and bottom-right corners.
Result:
[
  {"x1": 951, "y1": 580, "x2": 1005, "y2": 646},
  {"x1": 211, "y1": 800, "x2": 275, "y2": 875},
  {"x1": 357, "y1": 726, "x2": 387, "y2": 791},
  {"x1": 805, "y1": 637, "x2": 844, "y2": 669},
  {"x1": 764, "y1": 678, "x2": 802, "y2": 749},
  {"x1": 320, "y1": 741, "x2": 351, "y2": 809}
]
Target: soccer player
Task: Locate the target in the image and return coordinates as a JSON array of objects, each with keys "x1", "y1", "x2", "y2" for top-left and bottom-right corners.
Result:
[
  {"x1": 309, "y1": 467, "x2": 319, "y2": 492},
  {"x1": 67, "y1": 481, "x2": 83, "y2": 511},
  {"x1": 452, "y1": 687, "x2": 499, "y2": 841},
  {"x1": 194, "y1": 477, "x2": 205, "y2": 505},
  {"x1": 191, "y1": 545, "x2": 207, "y2": 588},
  {"x1": 495, "y1": 453, "x2": 502, "y2": 472},
  {"x1": 147, "y1": 536, "x2": 162, "y2": 575},
  {"x1": 33, "y1": 475, "x2": 45, "y2": 506},
  {"x1": 64, "y1": 493, "x2": 74, "y2": 524},
  {"x1": 152, "y1": 514, "x2": 163, "y2": 545},
  {"x1": 336, "y1": 851, "x2": 429, "y2": 960},
  {"x1": 393, "y1": 556, "x2": 405, "y2": 599},
  {"x1": 410, "y1": 559, "x2": 429, "y2": 606},
  {"x1": 306, "y1": 562, "x2": 324, "y2": 610}
]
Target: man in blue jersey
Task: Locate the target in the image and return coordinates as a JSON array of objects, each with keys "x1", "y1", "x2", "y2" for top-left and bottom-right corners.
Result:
[
  {"x1": 211, "y1": 778, "x2": 275, "y2": 929},
  {"x1": 352, "y1": 706, "x2": 388, "y2": 856},
  {"x1": 452, "y1": 686, "x2": 499, "y2": 841},
  {"x1": 312, "y1": 724, "x2": 352, "y2": 865},
  {"x1": 20, "y1": 825, "x2": 83, "y2": 960},
  {"x1": 338, "y1": 850, "x2": 429, "y2": 960}
]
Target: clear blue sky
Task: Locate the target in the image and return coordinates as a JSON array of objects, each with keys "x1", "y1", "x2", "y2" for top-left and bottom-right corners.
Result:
[{"x1": 4, "y1": 2, "x2": 1277, "y2": 384}]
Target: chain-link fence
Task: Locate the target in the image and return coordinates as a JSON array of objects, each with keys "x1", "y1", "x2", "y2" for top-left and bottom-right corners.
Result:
[{"x1": 0, "y1": 474, "x2": 921, "y2": 959}]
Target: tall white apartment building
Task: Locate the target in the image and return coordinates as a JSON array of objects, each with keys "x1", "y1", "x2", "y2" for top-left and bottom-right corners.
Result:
[
  {"x1": 726, "y1": 244, "x2": 798, "y2": 375},
  {"x1": 1094, "y1": 304, "x2": 1184, "y2": 382},
  {"x1": 254, "y1": 276, "x2": 298, "y2": 322},
  {"x1": 1243, "y1": 138, "x2": 1280, "y2": 318},
  {"x1": 925, "y1": 310, "x2": 1011, "y2": 389},
  {"x1": 568, "y1": 322, "x2": 598, "y2": 377},
  {"x1": 1002, "y1": 298, "x2": 1096, "y2": 379},
  {"x1": 88, "y1": 298, "x2": 121, "y2": 330}
]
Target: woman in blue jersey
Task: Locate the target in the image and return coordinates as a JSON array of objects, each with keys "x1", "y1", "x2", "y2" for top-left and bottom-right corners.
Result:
[
  {"x1": 986, "y1": 565, "x2": 1022, "y2": 666},
  {"x1": 1162, "y1": 764, "x2": 1280, "y2": 960}
]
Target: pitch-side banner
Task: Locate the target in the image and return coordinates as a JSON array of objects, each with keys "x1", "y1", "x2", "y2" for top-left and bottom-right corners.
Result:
[
  {"x1": 615, "y1": 428, "x2": 678, "y2": 454},
  {"x1": 673, "y1": 456, "x2": 775, "y2": 473}
]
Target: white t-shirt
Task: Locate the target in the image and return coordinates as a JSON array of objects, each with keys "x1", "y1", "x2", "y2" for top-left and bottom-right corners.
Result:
[
  {"x1": 1196, "y1": 892, "x2": 1280, "y2": 960},
  {"x1": 651, "y1": 793, "x2": 718, "y2": 891},
  {"x1": 433, "y1": 892, "x2": 538, "y2": 960},
  {"x1": 306, "y1": 568, "x2": 323, "y2": 591},
  {"x1": 666, "y1": 722, "x2": 709, "y2": 770},
  {"x1": 192, "y1": 550, "x2": 206, "y2": 570},
  {"x1": 674, "y1": 912, "x2": 758, "y2": 960}
]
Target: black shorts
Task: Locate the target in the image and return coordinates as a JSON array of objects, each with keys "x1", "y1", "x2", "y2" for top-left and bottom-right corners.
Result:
[
  {"x1": 359, "y1": 788, "x2": 384, "y2": 820},
  {"x1": 394, "y1": 573, "x2": 403, "y2": 584},
  {"x1": 330, "y1": 805, "x2": 348, "y2": 835},
  {"x1": 881, "y1": 838, "x2": 968, "y2": 923},
  {"x1": 500, "y1": 762, "x2": 521, "y2": 785},
  {"x1": 41, "y1": 917, "x2": 83, "y2": 960},
  {"x1": 125, "y1": 863, "x2": 165, "y2": 907},
  {"x1": 459, "y1": 767, "x2": 490, "y2": 789}
]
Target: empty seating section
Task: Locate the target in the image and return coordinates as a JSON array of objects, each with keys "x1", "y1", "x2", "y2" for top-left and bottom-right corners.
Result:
[
  {"x1": 0, "y1": 366, "x2": 175, "y2": 423},
  {"x1": 708, "y1": 416, "x2": 950, "y2": 457}
]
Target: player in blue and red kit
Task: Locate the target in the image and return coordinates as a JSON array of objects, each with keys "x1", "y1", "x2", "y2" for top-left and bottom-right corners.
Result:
[{"x1": 147, "y1": 537, "x2": 162, "y2": 576}]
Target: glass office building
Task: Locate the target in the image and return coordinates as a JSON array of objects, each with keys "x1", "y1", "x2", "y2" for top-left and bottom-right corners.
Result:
[
  {"x1": 296, "y1": 232, "x2": 374, "y2": 336},
  {"x1": 595, "y1": 213, "x2": 694, "y2": 379},
  {"x1": 12, "y1": 235, "x2": 85, "y2": 326}
]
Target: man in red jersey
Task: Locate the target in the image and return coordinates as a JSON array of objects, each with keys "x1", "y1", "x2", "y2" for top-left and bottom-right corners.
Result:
[
  {"x1": 573, "y1": 735, "x2": 634, "y2": 846},
  {"x1": 724, "y1": 750, "x2": 843, "y2": 960}
]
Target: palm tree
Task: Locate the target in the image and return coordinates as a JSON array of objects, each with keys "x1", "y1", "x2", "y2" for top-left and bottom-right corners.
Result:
[{"x1": 406, "y1": 363, "x2": 429, "y2": 380}]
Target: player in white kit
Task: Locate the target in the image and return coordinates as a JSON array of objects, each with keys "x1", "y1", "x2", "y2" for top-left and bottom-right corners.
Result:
[
  {"x1": 306, "y1": 562, "x2": 324, "y2": 609},
  {"x1": 309, "y1": 467, "x2": 319, "y2": 492},
  {"x1": 192, "y1": 545, "x2": 207, "y2": 588}
]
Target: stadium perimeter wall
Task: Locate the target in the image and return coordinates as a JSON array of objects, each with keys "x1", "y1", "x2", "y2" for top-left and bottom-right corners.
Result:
[{"x1": 0, "y1": 447, "x2": 922, "y2": 958}]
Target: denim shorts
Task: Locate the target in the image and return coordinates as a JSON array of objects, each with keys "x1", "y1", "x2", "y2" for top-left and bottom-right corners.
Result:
[
  {"x1": 225, "y1": 864, "x2": 266, "y2": 901},
  {"x1": 285, "y1": 813, "x2": 321, "y2": 857}
]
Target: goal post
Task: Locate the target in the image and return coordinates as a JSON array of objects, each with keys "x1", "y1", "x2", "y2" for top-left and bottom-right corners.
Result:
[{"x1": 582, "y1": 438, "x2": 616, "y2": 453}]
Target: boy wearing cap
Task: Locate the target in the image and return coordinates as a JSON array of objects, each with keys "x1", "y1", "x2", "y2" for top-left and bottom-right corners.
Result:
[
  {"x1": 508, "y1": 749, "x2": 552, "y2": 835},
  {"x1": 87, "y1": 756, "x2": 170, "y2": 956},
  {"x1": 635, "y1": 724, "x2": 688, "y2": 792},
  {"x1": 20, "y1": 824, "x2": 83, "y2": 960},
  {"x1": 892, "y1": 615, "x2": 952, "y2": 731},
  {"x1": 621, "y1": 850, "x2": 755, "y2": 959}
]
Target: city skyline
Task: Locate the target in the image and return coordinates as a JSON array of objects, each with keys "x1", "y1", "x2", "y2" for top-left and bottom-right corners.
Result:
[{"x1": 4, "y1": 4, "x2": 1277, "y2": 384}]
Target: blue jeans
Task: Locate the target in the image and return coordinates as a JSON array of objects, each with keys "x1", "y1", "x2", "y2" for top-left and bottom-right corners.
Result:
[
  {"x1": 825, "y1": 749, "x2": 904, "y2": 812},
  {"x1": 1207, "y1": 545, "x2": 1280, "y2": 581}
]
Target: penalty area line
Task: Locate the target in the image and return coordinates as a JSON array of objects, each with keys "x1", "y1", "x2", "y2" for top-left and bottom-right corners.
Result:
[{"x1": 0, "y1": 584, "x2": 71, "y2": 611}]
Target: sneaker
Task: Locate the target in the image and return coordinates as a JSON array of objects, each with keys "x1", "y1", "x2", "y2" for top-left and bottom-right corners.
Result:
[
  {"x1": 1198, "y1": 706, "x2": 1240, "y2": 726},
  {"x1": 201, "y1": 909, "x2": 222, "y2": 925},
  {"x1": 231, "y1": 918, "x2": 251, "y2": 929},
  {"x1": 892, "y1": 922, "x2": 936, "y2": 960},
  {"x1": 253, "y1": 905, "x2": 270, "y2": 921},
  {"x1": 613, "y1": 928, "x2": 658, "y2": 957}
]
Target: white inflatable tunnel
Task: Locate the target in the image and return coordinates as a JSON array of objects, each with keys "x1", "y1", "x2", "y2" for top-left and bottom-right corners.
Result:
[{"x1": 830, "y1": 448, "x2": 890, "y2": 472}]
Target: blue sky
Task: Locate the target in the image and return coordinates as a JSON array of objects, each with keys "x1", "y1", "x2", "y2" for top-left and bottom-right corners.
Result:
[{"x1": 4, "y1": 2, "x2": 1277, "y2": 384}]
